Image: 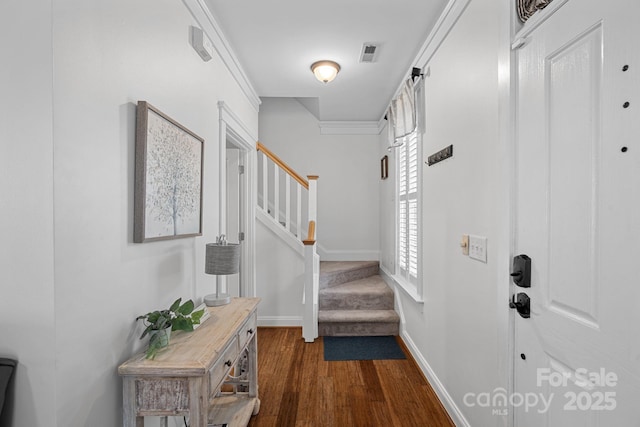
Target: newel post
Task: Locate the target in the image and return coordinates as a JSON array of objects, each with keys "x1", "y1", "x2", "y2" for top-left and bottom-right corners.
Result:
[
  {"x1": 307, "y1": 175, "x2": 318, "y2": 226},
  {"x1": 303, "y1": 176, "x2": 319, "y2": 343}
]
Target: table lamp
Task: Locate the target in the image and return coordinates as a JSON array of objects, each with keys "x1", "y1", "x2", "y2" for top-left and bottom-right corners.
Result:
[{"x1": 204, "y1": 235, "x2": 241, "y2": 306}]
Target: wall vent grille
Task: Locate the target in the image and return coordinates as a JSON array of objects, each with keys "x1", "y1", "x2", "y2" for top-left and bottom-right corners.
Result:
[{"x1": 360, "y1": 44, "x2": 379, "y2": 63}]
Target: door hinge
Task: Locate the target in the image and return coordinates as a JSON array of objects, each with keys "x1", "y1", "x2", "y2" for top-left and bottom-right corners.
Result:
[
  {"x1": 238, "y1": 232, "x2": 245, "y2": 241},
  {"x1": 238, "y1": 165, "x2": 245, "y2": 175}
]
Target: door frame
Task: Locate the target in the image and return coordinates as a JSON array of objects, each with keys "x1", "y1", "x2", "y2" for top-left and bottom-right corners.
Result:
[
  {"x1": 218, "y1": 101, "x2": 257, "y2": 298},
  {"x1": 500, "y1": 0, "x2": 517, "y2": 425}
]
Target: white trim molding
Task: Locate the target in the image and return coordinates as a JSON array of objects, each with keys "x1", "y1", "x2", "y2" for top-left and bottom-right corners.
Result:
[
  {"x1": 316, "y1": 245, "x2": 380, "y2": 262},
  {"x1": 382, "y1": 0, "x2": 472, "y2": 122},
  {"x1": 218, "y1": 101, "x2": 258, "y2": 298},
  {"x1": 218, "y1": 101, "x2": 258, "y2": 146},
  {"x1": 256, "y1": 209, "x2": 304, "y2": 258},
  {"x1": 380, "y1": 266, "x2": 424, "y2": 304},
  {"x1": 318, "y1": 120, "x2": 386, "y2": 135},
  {"x1": 258, "y1": 316, "x2": 303, "y2": 327},
  {"x1": 401, "y1": 332, "x2": 471, "y2": 427},
  {"x1": 413, "y1": 0, "x2": 472, "y2": 70},
  {"x1": 182, "y1": 0, "x2": 261, "y2": 111}
]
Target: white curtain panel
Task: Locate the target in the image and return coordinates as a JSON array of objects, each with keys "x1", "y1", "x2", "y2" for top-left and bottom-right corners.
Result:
[
  {"x1": 517, "y1": 0, "x2": 553, "y2": 22},
  {"x1": 388, "y1": 79, "x2": 416, "y2": 140}
]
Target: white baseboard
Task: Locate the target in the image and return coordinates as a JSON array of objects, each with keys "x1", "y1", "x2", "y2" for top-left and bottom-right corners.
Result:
[
  {"x1": 258, "y1": 316, "x2": 302, "y2": 327},
  {"x1": 400, "y1": 331, "x2": 471, "y2": 427}
]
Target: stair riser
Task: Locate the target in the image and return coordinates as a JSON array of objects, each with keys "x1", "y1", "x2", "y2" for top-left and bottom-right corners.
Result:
[
  {"x1": 319, "y1": 321, "x2": 399, "y2": 337},
  {"x1": 320, "y1": 264, "x2": 379, "y2": 288},
  {"x1": 319, "y1": 293, "x2": 394, "y2": 311}
]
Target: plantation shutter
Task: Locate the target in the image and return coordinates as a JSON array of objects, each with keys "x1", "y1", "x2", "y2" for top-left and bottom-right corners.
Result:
[{"x1": 398, "y1": 131, "x2": 418, "y2": 284}]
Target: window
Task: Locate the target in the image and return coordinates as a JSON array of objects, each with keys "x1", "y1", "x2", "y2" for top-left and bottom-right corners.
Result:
[
  {"x1": 388, "y1": 76, "x2": 423, "y2": 301},
  {"x1": 397, "y1": 131, "x2": 419, "y2": 287}
]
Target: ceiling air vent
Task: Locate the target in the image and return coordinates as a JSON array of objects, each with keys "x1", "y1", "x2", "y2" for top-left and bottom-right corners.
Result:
[{"x1": 360, "y1": 43, "x2": 379, "y2": 63}]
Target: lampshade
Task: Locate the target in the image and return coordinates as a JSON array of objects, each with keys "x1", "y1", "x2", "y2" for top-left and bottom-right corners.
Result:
[
  {"x1": 311, "y1": 60, "x2": 341, "y2": 83},
  {"x1": 205, "y1": 243, "x2": 241, "y2": 275}
]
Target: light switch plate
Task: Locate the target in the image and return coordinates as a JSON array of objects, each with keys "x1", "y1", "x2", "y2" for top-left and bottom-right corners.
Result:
[{"x1": 469, "y1": 235, "x2": 487, "y2": 263}]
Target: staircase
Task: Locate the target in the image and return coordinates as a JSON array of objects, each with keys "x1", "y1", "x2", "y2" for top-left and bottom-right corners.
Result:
[
  {"x1": 256, "y1": 142, "x2": 397, "y2": 341},
  {"x1": 318, "y1": 261, "x2": 400, "y2": 336},
  {"x1": 257, "y1": 142, "x2": 320, "y2": 342}
]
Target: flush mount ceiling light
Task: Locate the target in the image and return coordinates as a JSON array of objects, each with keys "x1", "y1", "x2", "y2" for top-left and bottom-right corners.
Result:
[{"x1": 310, "y1": 60, "x2": 341, "y2": 83}]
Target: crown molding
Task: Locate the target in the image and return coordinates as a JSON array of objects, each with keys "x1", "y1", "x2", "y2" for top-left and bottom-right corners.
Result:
[
  {"x1": 413, "y1": 0, "x2": 472, "y2": 69},
  {"x1": 182, "y1": 0, "x2": 261, "y2": 111},
  {"x1": 383, "y1": 0, "x2": 472, "y2": 119},
  {"x1": 318, "y1": 119, "x2": 386, "y2": 135}
]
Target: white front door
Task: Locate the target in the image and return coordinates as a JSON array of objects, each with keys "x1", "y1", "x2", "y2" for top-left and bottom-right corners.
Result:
[{"x1": 514, "y1": 1, "x2": 640, "y2": 425}]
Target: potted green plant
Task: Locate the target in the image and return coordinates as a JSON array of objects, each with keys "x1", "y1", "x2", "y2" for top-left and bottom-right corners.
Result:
[{"x1": 136, "y1": 298, "x2": 206, "y2": 359}]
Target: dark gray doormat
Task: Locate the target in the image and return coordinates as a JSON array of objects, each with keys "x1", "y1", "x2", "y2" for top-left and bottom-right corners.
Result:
[{"x1": 323, "y1": 336, "x2": 406, "y2": 361}]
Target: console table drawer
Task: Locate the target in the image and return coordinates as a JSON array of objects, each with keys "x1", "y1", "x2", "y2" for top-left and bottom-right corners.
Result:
[
  {"x1": 209, "y1": 335, "x2": 239, "y2": 394},
  {"x1": 238, "y1": 312, "x2": 257, "y2": 350}
]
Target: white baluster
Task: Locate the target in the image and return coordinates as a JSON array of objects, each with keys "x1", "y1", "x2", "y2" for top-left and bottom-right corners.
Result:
[
  {"x1": 296, "y1": 184, "x2": 302, "y2": 240},
  {"x1": 285, "y1": 176, "x2": 291, "y2": 232},
  {"x1": 261, "y1": 153, "x2": 268, "y2": 212},
  {"x1": 273, "y1": 164, "x2": 279, "y2": 223}
]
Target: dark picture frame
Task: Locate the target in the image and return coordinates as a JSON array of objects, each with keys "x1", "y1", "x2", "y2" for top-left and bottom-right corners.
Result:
[
  {"x1": 134, "y1": 101, "x2": 204, "y2": 243},
  {"x1": 381, "y1": 155, "x2": 389, "y2": 180}
]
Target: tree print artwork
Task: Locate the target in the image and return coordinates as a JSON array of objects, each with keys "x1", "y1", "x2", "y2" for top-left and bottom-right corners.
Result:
[{"x1": 134, "y1": 102, "x2": 203, "y2": 243}]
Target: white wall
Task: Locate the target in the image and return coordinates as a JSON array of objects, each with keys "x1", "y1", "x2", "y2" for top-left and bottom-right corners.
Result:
[
  {"x1": 255, "y1": 221, "x2": 305, "y2": 325},
  {"x1": 259, "y1": 97, "x2": 381, "y2": 261},
  {"x1": 0, "y1": 1, "x2": 57, "y2": 426},
  {"x1": 380, "y1": 0, "x2": 509, "y2": 425},
  {"x1": 0, "y1": 0, "x2": 258, "y2": 426}
]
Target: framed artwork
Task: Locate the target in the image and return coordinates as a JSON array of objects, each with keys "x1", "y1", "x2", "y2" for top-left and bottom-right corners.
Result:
[
  {"x1": 381, "y1": 155, "x2": 389, "y2": 180},
  {"x1": 134, "y1": 101, "x2": 204, "y2": 243}
]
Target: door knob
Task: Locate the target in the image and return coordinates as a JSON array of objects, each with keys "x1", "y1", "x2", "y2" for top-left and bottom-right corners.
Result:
[{"x1": 509, "y1": 293, "x2": 530, "y2": 318}]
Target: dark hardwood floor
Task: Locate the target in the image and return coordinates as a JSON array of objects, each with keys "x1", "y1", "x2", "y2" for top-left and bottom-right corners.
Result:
[{"x1": 248, "y1": 327, "x2": 454, "y2": 427}]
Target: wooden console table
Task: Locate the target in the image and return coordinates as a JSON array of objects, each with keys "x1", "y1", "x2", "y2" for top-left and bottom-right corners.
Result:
[{"x1": 118, "y1": 298, "x2": 260, "y2": 427}]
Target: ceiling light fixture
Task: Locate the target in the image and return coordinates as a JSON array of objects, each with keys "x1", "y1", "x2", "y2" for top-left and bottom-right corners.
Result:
[{"x1": 311, "y1": 60, "x2": 341, "y2": 83}]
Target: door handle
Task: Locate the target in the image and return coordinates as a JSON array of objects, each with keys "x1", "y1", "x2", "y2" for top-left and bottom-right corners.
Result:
[
  {"x1": 509, "y1": 293, "x2": 530, "y2": 318},
  {"x1": 511, "y1": 254, "x2": 531, "y2": 288}
]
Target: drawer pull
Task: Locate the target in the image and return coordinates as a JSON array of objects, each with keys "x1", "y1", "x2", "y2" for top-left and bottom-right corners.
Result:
[
  {"x1": 225, "y1": 360, "x2": 232, "y2": 367},
  {"x1": 247, "y1": 328, "x2": 254, "y2": 335}
]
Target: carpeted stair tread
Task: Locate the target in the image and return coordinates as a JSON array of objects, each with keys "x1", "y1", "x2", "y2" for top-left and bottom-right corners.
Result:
[
  {"x1": 319, "y1": 261, "x2": 379, "y2": 288},
  {"x1": 319, "y1": 276, "x2": 394, "y2": 310}
]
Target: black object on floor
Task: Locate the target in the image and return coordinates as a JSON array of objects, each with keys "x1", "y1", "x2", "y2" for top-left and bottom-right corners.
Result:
[
  {"x1": 0, "y1": 358, "x2": 17, "y2": 427},
  {"x1": 323, "y1": 336, "x2": 406, "y2": 361}
]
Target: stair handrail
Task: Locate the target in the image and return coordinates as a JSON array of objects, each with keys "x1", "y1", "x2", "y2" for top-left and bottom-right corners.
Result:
[
  {"x1": 257, "y1": 142, "x2": 309, "y2": 189},
  {"x1": 303, "y1": 220, "x2": 316, "y2": 245}
]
